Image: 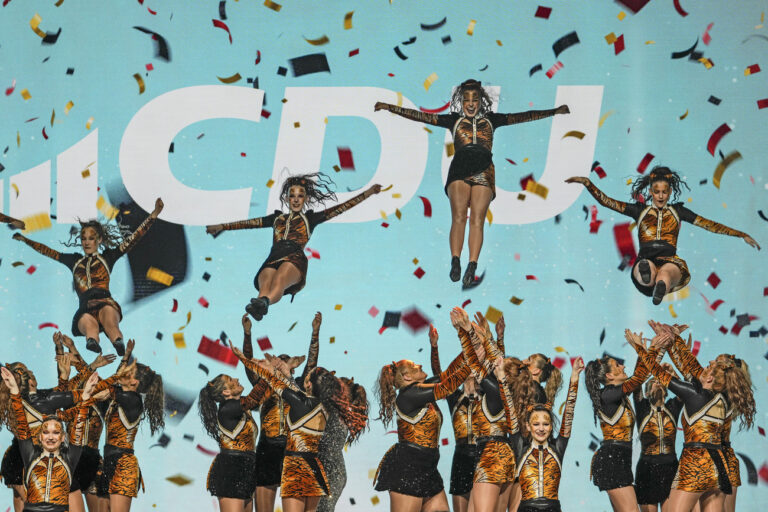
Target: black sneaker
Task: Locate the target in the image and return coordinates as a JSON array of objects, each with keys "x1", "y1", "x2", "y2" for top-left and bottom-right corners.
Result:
[
  {"x1": 112, "y1": 338, "x2": 126, "y2": 357},
  {"x1": 449, "y1": 257, "x2": 461, "y2": 282},
  {"x1": 637, "y1": 259, "x2": 652, "y2": 285},
  {"x1": 462, "y1": 261, "x2": 477, "y2": 288},
  {"x1": 246, "y1": 297, "x2": 270, "y2": 321},
  {"x1": 86, "y1": 338, "x2": 102, "y2": 354},
  {"x1": 652, "y1": 281, "x2": 667, "y2": 305}
]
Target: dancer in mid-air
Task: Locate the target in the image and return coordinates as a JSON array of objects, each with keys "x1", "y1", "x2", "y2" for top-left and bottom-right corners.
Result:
[
  {"x1": 206, "y1": 173, "x2": 381, "y2": 321},
  {"x1": 12, "y1": 198, "x2": 164, "y2": 354},
  {"x1": 566, "y1": 167, "x2": 759, "y2": 304},
  {"x1": 376, "y1": 80, "x2": 569, "y2": 286}
]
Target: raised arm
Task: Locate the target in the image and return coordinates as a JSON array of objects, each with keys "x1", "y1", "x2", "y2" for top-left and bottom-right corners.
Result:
[
  {"x1": 559, "y1": 358, "x2": 583, "y2": 439},
  {"x1": 490, "y1": 105, "x2": 568, "y2": 126},
  {"x1": 401, "y1": 356, "x2": 472, "y2": 411},
  {"x1": 564, "y1": 177, "x2": 635, "y2": 216},
  {"x1": 12, "y1": 232, "x2": 65, "y2": 262},
  {"x1": 428, "y1": 325, "x2": 442, "y2": 376},
  {"x1": 241, "y1": 314, "x2": 259, "y2": 385},
  {"x1": 621, "y1": 353, "x2": 651, "y2": 394},
  {"x1": 299, "y1": 312, "x2": 321, "y2": 384},
  {"x1": 633, "y1": 343, "x2": 701, "y2": 403},
  {"x1": 374, "y1": 102, "x2": 455, "y2": 128},
  {"x1": 0, "y1": 212, "x2": 25, "y2": 230},
  {"x1": 239, "y1": 380, "x2": 270, "y2": 411},
  {"x1": 495, "y1": 314, "x2": 505, "y2": 356},
  {"x1": 677, "y1": 205, "x2": 760, "y2": 250},
  {"x1": 207, "y1": 211, "x2": 279, "y2": 236},
  {"x1": 649, "y1": 321, "x2": 703, "y2": 380},
  {"x1": 493, "y1": 357, "x2": 519, "y2": 435},
  {"x1": 117, "y1": 198, "x2": 162, "y2": 253},
  {"x1": 314, "y1": 185, "x2": 381, "y2": 223}
]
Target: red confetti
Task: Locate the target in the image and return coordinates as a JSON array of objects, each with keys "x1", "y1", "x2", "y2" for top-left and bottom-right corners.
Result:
[
  {"x1": 387, "y1": 73, "x2": 394, "y2": 77},
  {"x1": 198, "y1": 297, "x2": 209, "y2": 308},
  {"x1": 691, "y1": 340, "x2": 701, "y2": 356},
  {"x1": 196, "y1": 444, "x2": 218, "y2": 456},
  {"x1": 746, "y1": 63, "x2": 761, "y2": 75},
  {"x1": 368, "y1": 306, "x2": 379, "y2": 317},
  {"x1": 760, "y1": 463, "x2": 768, "y2": 483},
  {"x1": 418, "y1": 196, "x2": 432, "y2": 217},
  {"x1": 5, "y1": 79, "x2": 16, "y2": 96},
  {"x1": 414, "y1": 267, "x2": 425, "y2": 279},
  {"x1": 381, "y1": 222, "x2": 389, "y2": 228},
  {"x1": 589, "y1": 205, "x2": 603, "y2": 234},
  {"x1": 520, "y1": 173, "x2": 534, "y2": 190},
  {"x1": 441, "y1": 438, "x2": 449, "y2": 446},
  {"x1": 461, "y1": 299, "x2": 472, "y2": 308},
  {"x1": 526, "y1": 275, "x2": 538, "y2": 281},
  {"x1": 710, "y1": 299, "x2": 724, "y2": 311},
  {"x1": 614, "y1": 34, "x2": 625, "y2": 55},
  {"x1": 613, "y1": 222, "x2": 637, "y2": 268},
  {"x1": 2, "y1": 0, "x2": 12, "y2": 6},
  {"x1": 535, "y1": 5, "x2": 552, "y2": 18},
  {"x1": 254, "y1": 50, "x2": 261, "y2": 65},
  {"x1": 38, "y1": 322, "x2": 59, "y2": 330},
  {"x1": 146, "y1": 63, "x2": 154, "y2": 71},
  {"x1": 257, "y1": 336, "x2": 272, "y2": 351},
  {"x1": 305, "y1": 248, "x2": 320, "y2": 259},
  {"x1": 718, "y1": 326, "x2": 728, "y2": 334},
  {"x1": 758, "y1": 426, "x2": 765, "y2": 436},
  {"x1": 337, "y1": 147, "x2": 355, "y2": 170},
  {"x1": 418, "y1": 101, "x2": 451, "y2": 114},
  {"x1": 240, "y1": 152, "x2": 246, "y2": 157},
  {"x1": 707, "y1": 272, "x2": 721, "y2": 288},
  {"x1": 545, "y1": 61, "x2": 563, "y2": 79},
  {"x1": 706, "y1": 123, "x2": 731, "y2": 156},
  {"x1": 758, "y1": 99, "x2": 768, "y2": 109},
  {"x1": 505, "y1": 158, "x2": 517, "y2": 165},
  {"x1": 348, "y1": 48, "x2": 359, "y2": 57},
  {"x1": 261, "y1": 109, "x2": 271, "y2": 119},
  {"x1": 42, "y1": 127, "x2": 49, "y2": 140},
  {"x1": 400, "y1": 308, "x2": 431, "y2": 334},
  {"x1": 378, "y1": 326, "x2": 387, "y2": 334},
  {"x1": 171, "y1": 298, "x2": 178, "y2": 312},
  {"x1": 552, "y1": 356, "x2": 566, "y2": 369},
  {"x1": 592, "y1": 164, "x2": 606, "y2": 179},
  {"x1": 212, "y1": 19, "x2": 233, "y2": 44},
  {"x1": 147, "y1": 7, "x2": 156, "y2": 15},
  {"x1": 673, "y1": 0, "x2": 689, "y2": 17},
  {"x1": 637, "y1": 152, "x2": 655, "y2": 174},
  {"x1": 197, "y1": 336, "x2": 238, "y2": 366},
  {"x1": 26, "y1": 265, "x2": 36, "y2": 274},
  {"x1": 702, "y1": 22, "x2": 714, "y2": 45}
]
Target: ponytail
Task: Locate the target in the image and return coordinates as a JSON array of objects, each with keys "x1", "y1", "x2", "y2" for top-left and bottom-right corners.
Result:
[
  {"x1": 585, "y1": 358, "x2": 611, "y2": 425},
  {"x1": 532, "y1": 354, "x2": 563, "y2": 405},
  {"x1": 310, "y1": 368, "x2": 369, "y2": 443},
  {"x1": 136, "y1": 363, "x2": 165, "y2": 435},
  {"x1": 716, "y1": 362, "x2": 756, "y2": 430},
  {"x1": 374, "y1": 363, "x2": 400, "y2": 428},
  {"x1": 198, "y1": 375, "x2": 228, "y2": 442}
]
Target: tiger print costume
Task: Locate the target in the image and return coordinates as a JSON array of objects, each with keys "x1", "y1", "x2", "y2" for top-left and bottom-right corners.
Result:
[
  {"x1": 11, "y1": 392, "x2": 91, "y2": 511},
  {"x1": 15, "y1": 213, "x2": 157, "y2": 335},
  {"x1": 381, "y1": 103, "x2": 563, "y2": 199},
  {"x1": 721, "y1": 408, "x2": 741, "y2": 488},
  {"x1": 582, "y1": 180, "x2": 749, "y2": 296},
  {"x1": 218, "y1": 189, "x2": 372, "y2": 297}
]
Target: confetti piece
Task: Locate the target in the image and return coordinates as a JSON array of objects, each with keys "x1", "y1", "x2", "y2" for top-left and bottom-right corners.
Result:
[
  {"x1": 673, "y1": 0, "x2": 689, "y2": 17},
  {"x1": 344, "y1": 11, "x2": 354, "y2": 29},
  {"x1": 712, "y1": 151, "x2": 741, "y2": 189},
  {"x1": 38, "y1": 322, "x2": 59, "y2": 329},
  {"x1": 198, "y1": 297, "x2": 209, "y2": 308},
  {"x1": 334, "y1": 304, "x2": 343, "y2": 310},
  {"x1": 599, "y1": 328, "x2": 606, "y2": 345},
  {"x1": 591, "y1": 161, "x2": 607, "y2": 179},
  {"x1": 212, "y1": 19, "x2": 233, "y2": 44},
  {"x1": 702, "y1": 22, "x2": 714, "y2": 45},
  {"x1": 266, "y1": 179, "x2": 275, "y2": 188},
  {"x1": 395, "y1": 208, "x2": 402, "y2": 220},
  {"x1": 173, "y1": 332, "x2": 186, "y2": 348},
  {"x1": 745, "y1": 63, "x2": 761, "y2": 75},
  {"x1": 371, "y1": 496, "x2": 380, "y2": 505},
  {"x1": 526, "y1": 275, "x2": 538, "y2": 281},
  {"x1": 668, "y1": 304, "x2": 678, "y2": 318},
  {"x1": 349, "y1": 48, "x2": 359, "y2": 57},
  {"x1": 5, "y1": 79, "x2": 16, "y2": 96},
  {"x1": 562, "y1": 130, "x2": 585, "y2": 140},
  {"x1": 564, "y1": 278, "x2": 584, "y2": 292},
  {"x1": 42, "y1": 127, "x2": 48, "y2": 140},
  {"x1": 419, "y1": 101, "x2": 451, "y2": 113},
  {"x1": 381, "y1": 185, "x2": 393, "y2": 192},
  {"x1": 486, "y1": 209, "x2": 493, "y2": 224},
  {"x1": 707, "y1": 272, "x2": 721, "y2": 288},
  {"x1": 166, "y1": 474, "x2": 192, "y2": 486},
  {"x1": 264, "y1": 0, "x2": 281, "y2": 12},
  {"x1": 257, "y1": 336, "x2": 272, "y2": 351},
  {"x1": 679, "y1": 109, "x2": 689, "y2": 120},
  {"x1": 132, "y1": 73, "x2": 145, "y2": 94},
  {"x1": 254, "y1": 50, "x2": 261, "y2": 65},
  {"x1": 401, "y1": 308, "x2": 431, "y2": 334},
  {"x1": 698, "y1": 57, "x2": 714, "y2": 69},
  {"x1": 421, "y1": 17, "x2": 447, "y2": 31},
  {"x1": 393, "y1": 46, "x2": 408, "y2": 60},
  {"x1": 21, "y1": 213, "x2": 52, "y2": 234},
  {"x1": 217, "y1": 72, "x2": 241, "y2": 84},
  {"x1": 552, "y1": 31, "x2": 580, "y2": 57},
  {"x1": 418, "y1": 196, "x2": 433, "y2": 217},
  {"x1": 304, "y1": 34, "x2": 330, "y2": 46},
  {"x1": 11, "y1": 183, "x2": 19, "y2": 197},
  {"x1": 337, "y1": 147, "x2": 355, "y2": 170},
  {"x1": 535, "y1": 6, "x2": 552, "y2": 19},
  {"x1": 736, "y1": 453, "x2": 758, "y2": 485},
  {"x1": 545, "y1": 61, "x2": 563, "y2": 78},
  {"x1": 757, "y1": 99, "x2": 768, "y2": 110},
  {"x1": 529, "y1": 64, "x2": 543, "y2": 76},
  {"x1": 198, "y1": 336, "x2": 238, "y2": 365},
  {"x1": 605, "y1": 32, "x2": 617, "y2": 45},
  {"x1": 423, "y1": 72, "x2": 438, "y2": 91},
  {"x1": 289, "y1": 53, "x2": 330, "y2": 77},
  {"x1": 759, "y1": 210, "x2": 768, "y2": 222},
  {"x1": 617, "y1": 11, "x2": 626, "y2": 20},
  {"x1": 96, "y1": 196, "x2": 118, "y2": 220},
  {"x1": 198, "y1": 363, "x2": 209, "y2": 375},
  {"x1": 20, "y1": 89, "x2": 31, "y2": 100},
  {"x1": 671, "y1": 39, "x2": 698, "y2": 59},
  {"x1": 691, "y1": 340, "x2": 701, "y2": 356},
  {"x1": 178, "y1": 311, "x2": 192, "y2": 330},
  {"x1": 368, "y1": 306, "x2": 379, "y2": 317},
  {"x1": 414, "y1": 267, "x2": 425, "y2": 279},
  {"x1": 29, "y1": 14, "x2": 48, "y2": 39},
  {"x1": 510, "y1": 296, "x2": 524, "y2": 305},
  {"x1": 484, "y1": 306, "x2": 502, "y2": 323},
  {"x1": 132, "y1": 26, "x2": 171, "y2": 61},
  {"x1": 219, "y1": 0, "x2": 227, "y2": 19},
  {"x1": 589, "y1": 205, "x2": 603, "y2": 233},
  {"x1": 171, "y1": 299, "x2": 178, "y2": 312},
  {"x1": 708, "y1": 95, "x2": 722, "y2": 106},
  {"x1": 637, "y1": 152, "x2": 654, "y2": 174},
  {"x1": 86, "y1": 117, "x2": 94, "y2": 130},
  {"x1": 11, "y1": 262, "x2": 25, "y2": 268},
  {"x1": 614, "y1": 34, "x2": 626, "y2": 54},
  {"x1": 467, "y1": 20, "x2": 476, "y2": 35},
  {"x1": 524, "y1": 179, "x2": 549, "y2": 199},
  {"x1": 146, "y1": 266, "x2": 174, "y2": 286},
  {"x1": 442, "y1": 35, "x2": 452, "y2": 44},
  {"x1": 196, "y1": 444, "x2": 218, "y2": 456}
]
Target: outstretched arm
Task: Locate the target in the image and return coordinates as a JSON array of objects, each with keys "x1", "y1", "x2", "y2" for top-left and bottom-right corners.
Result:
[
  {"x1": 565, "y1": 177, "x2": 634, "y2": 216},
  {"x1": 680, "y1": 206, "x2": 760, "y2": 250},
  {"x1": 118, "y1": 198, "x2": 163, "y2": 253},
  {"x1": 299, "y1": 312, "x2": 321, "y2": 383},
  {"x1": 492, "y1": 105, "x2": 568, "y2": 126},
  {"x1": 1, "y1": 213, "x2": 25, "y2": 230},
  {"x1": 493, "y1": 357, "x2": 519, "y2": 435},
  {"x1": 240, "y1": 314, "x2": 259, "y2": 385},
  {"x1": 559, "y1": 358, "x2": 583, "y2": 439},
  {"x1": 315, "y1": 185, "x2": 382, "y2": 223},
  {"x1": 428, "y1": 325, "x2": 442, "y2": 376},
  {"x1": 207, "y1": 211, "x2": 279, "y2": 236},
  {"x1": 374, "y1": 102, "x2": 454, "y2": 128},
  {"x1": 12, "y1": 232, "x2": 64, "y2": 261}
]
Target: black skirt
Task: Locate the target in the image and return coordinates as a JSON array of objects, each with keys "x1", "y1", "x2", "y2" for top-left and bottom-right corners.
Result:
[
  {"x1": 71, "y1": 288, "x2": 122, "y2": 337},
  {"x1": 374, "y1": 442, "x2": 443, "y2": 498},
  {"x1": 591, "y1": 442, "x2": 634, "y2": 491},
  {"x1": 449, "y1": 443, "x2": 479, "y2": 496},
  {"x1": 255, "y1": 435, "x2": 287, "y2": 487},
  {"x1": 635, "y1": 454, "x2": 678, "y2": 505},
  {"x1": 518, "y1": 497, "x2": 562, "y2": 512},
  {"x1": 70, "y1": 446, "x2": 102, "y2": 493},
  {"x1": 207, "y1": 449, "x2": 258, "y2": 499},
  {"x1": 445, "y1": 145, "x2": 493, "y2": 193},
  {"x1": 254, "y1": 240, "x2": 308, "y2": 298},
  {"x1": 1, "y1": 439, "x2": 23, "y2": 486}
]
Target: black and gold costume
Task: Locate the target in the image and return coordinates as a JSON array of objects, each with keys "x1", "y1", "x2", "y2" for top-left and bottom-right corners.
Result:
[
  {"x1": 17, "y1": 215, "x2": 156, "y2": 335},
  {"x1": 381, "y1": 104, "x2": 562, "y2": 199},
  {"x1": 583, "y1": 181, "x2": 749, "y2": 296},
  {"x1": 10, "y1": 393, "x2": 91, "y2": 512},
  {"x1": 589, "y1": 355, "x2": 651, "y2": 491},
  {"x1": 218, "y1": 190, "x2": 371, "y2": 297},
  {"x1": 636, "y1": 339, "x2": 732, "y2": 494},
  {"x1": 632, "y1": 391, "x2": 683, "y2": 505},
  {"x1": 375, "y1": 352, "x2": 471, "y2": 498},
  {"x1": 206, "y1": 381, "x2": 268, "y2": 500}
]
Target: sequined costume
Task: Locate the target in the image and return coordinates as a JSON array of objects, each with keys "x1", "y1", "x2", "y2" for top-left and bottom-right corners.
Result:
[
  {"x1": 636, "y1": 340, "x2": 732, "y2": 494},
  {"x1": 316, "y1": 411, "x2": 348, "y2": 512},
  {"x1": 583, "y1": 181, "x2": 749, "y2": 296},
  {"x1": 17, "y1": 215, "x2": 157, "y2": 335},
  {"x1": 382, "y1": 104, "x2": 561, "y2": 200},
  {"x1": 206, "y1": 381, "x2": 268, "y2": 500},
  {"x1": 218, "y1": 190, "x2": 371, "y2": 298},
  {"x1": 374, "y1": 351, "x2": 471, "y2": 498},
  {"x1": 632, "y1": 391, "x2": 683, "y2": 505},
  {"x1": 10, "y1": 393, "x2": 91, "y2": 512},
  {"x1": 589, "y1": 355, "x2": 652, "y2": 491}
]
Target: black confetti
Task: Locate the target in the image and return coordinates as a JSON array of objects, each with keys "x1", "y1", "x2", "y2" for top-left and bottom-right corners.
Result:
[
  {"x1": 552, "y1": 31, "x2": 580, "y2": 57},
  {"x1": 478, "y1": 64, "x2": 489, "y2": 71},
  {"x1": 168, "y1": 142, "x2": 174, "y2": 153},
  {"x1": 529, "y1": 63, "x2": 543, "y2": 76},
  {"x1": 441, "y1": 35, "x2": 452, "y2": 45},
  {"x1": 219, "y1": 0, "x2": 227, "y2": 20},
  {"x1": 599, "y1": 328, "x2": 606, "y2": 345},
  {"x1": 277, "y1": 66, "x2": 288, "y2": 76},
  {"x1": 202, "y1": 272, "x2": 211, "y2": 281},
  {"x1": 602, "y1": 351, "x2": 624, "y2": 366},
  {"x1": 758, "y1": 210, "x2": 768, "y2": 222},
  {"x1": 289, "y1": 53, "x2": 330, "y2": 77},
  {"x1": 671, "y1": 39, "x2": 698, "y2": 60},
  {"x1": 382, "y1": 311, "x2": 401, "y2": 328},
  {"x1": 420, "y1": 17, "x2": 447, "y2": 30},
  {"x1": 150, "y1": 433, "x2": 171, "y2": 449},
  {"x1": 554, "y1": 214, "x2": 561, "y2": 224},
  {"x1": 393, "y1": 46, "x2": 408, "y2": 60},
  {"x1": 42, "y1": 28, "x2": 62, "y2": 45},
  {"x1": 736, "y1": 453, "x2": 758, "y2": 485},
  {"x1": 156, "y1": 332, "x2": 163, "y2": 340},
  {"x1": 133, "y1": 26, "x2": 171, "y2": 61},
  {"x1": 401, "y1": 36, "x2": 416, "y2": 45},
  {"x1": 708, "y1": 95, "x2": 722, "y2": 105},
  {"x1": 183, "y1": 433, "x2": 194, "y2": 441},
  {"x1": 699, "y1": 179, "x2": 707, "y2": 185},
  {"x1": 66, "y1": 67, "x2": 74, "y2": 75},
  {"x1": 198, "y1": 363, "x2": 209, "y2": 375},
  {"x1": 219, "y1": 331, "x2": 229, "y2": 343},
  {"x1": 564, "y1": 278, "x2": 584, "y2": 292}
]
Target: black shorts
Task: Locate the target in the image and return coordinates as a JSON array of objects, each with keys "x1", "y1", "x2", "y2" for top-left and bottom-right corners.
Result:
[
  {"x1": 591, "y1": 443, "x2": 634, "y2": 491},
  {"x1": 374, "y1": 442, "x2": 443, "y2": 498},
  {"x1": 449, "y1": 444, "x2": 479, "y2": 495},
  {"x1": 70, "y1": 446, "x2": 102, "y2": 493},
  {"x1": 1, "y1": 439, "x2": 23, "y2": 486},
  {"x1": 635, "y1": 454, "x2": 678, "y2": 505},
  {"x1": 255, "y1": 435, "x2": 286, "y2": 487},
  {"x1": 207, "y1": 450, "x2": 258, "y2": 500}
]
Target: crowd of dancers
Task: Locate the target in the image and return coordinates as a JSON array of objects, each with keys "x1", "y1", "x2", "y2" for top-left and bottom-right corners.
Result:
[{"x1": 0, "y1": 78, "x2": 760, "y2": 512}]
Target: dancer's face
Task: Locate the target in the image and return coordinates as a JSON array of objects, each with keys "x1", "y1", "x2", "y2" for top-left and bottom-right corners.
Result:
[
  {"x1": 650, "y1": 180, "x2": 671, "y2": 208},
  {"x1": 118, "y1": 367, "x2": 140, "y2": 391},
  {"x1": 528, "y1": 411, "x2": 553, "y2": 443},
  {"x1": 403, "y1": 361, "x2": 427, "y2": 383},
  {"x1": 606, "y1": 358, "x2": 627, "y2": 384},
  {"x1": 223, "y1": 376, "x2": 244, "y2": 398},
  {"x1": 39, "y1": 419, "x2": 65, "y2": 452},
  {"x1": 288, "y1": 186, "x2": 307, "y2": 213},
  {"x1": 80, "y1": 227, "x2": 101, "y2": 255},
  {"x1": 462, "y1": 89, "x2": 480, "y2": 118}
]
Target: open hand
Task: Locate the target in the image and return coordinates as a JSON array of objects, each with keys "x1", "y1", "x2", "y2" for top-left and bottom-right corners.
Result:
[
  {"x1": 428, "y1": 324, "x2": 438, "y2": 347},
  {"x1": 374, "y1": 102, "x2": 388, "y2": 112},
  {"x1": 556, "y1": 105, "x2": 570, "y2": 115},
  {"x1": 743, "y1": 235, "x2": 760, "y2": 250},
  {"x1": 571, "y1": 356, "x2": 585, "y2": 381},
  {"x1": 206, "y1": 225, "x2": 224, "y2": 236},
  {"x1": 242, "y1": 314, "x2": 252, "y2": 335},
  {"x1": 450, "y1": 307, "x2": 471, "y2": 331},
  {"x1": 151, "y1": 198, "x2": 164, "y2": 218},
  {"x1": 312, "y1": 312, "x2": 322, "y2": 331},
  {"x1": 0, "y1": 367, "x2": 19, "y2": 395},
  {"x1": 564, "y1": 176, "x2": 590, "y2": 186},
  {"x1": 365, "y1": 184, "x2": 382, "y2": 197}
]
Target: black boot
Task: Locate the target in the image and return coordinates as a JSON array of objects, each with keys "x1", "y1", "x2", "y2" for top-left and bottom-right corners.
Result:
[
  {"x1": 112, "y1": 338, "x2": 126, "y2": 357},
  {"x1": 462, "y1": 261, "x2": 477, "y2": 288},
  {"x1": 86, "y1": 337, "x2": 102, "y2": 354},
  {"x1": 245, "y1": 297, "x2": 270, "y2": 321},
  {"x1": 449, "y1": 256, "x2": 461, "y2": 282},
  {"x1": 652, "y1": 281, "x2": 667, "y2": 305},
  {"x1": 637, "y1": 259, "x2": 652, "y2": 285}
]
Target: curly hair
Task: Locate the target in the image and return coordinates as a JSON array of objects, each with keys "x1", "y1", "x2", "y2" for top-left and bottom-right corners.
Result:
[
  {"x1": 529, "y1": 354, "x2": 563, "y2": 406},
  {"x1": 711, "y1": 360, "x2": 755, "y2": 430},
  {"x1": 584, "y1": 358, "x2": 613, "y2": 425},
  {"x1": 135, "y1": 363, "x2": 165, "y2": 435},
  {"x1": 63, "y1": 219, "x2": 131, "y2": 250},
  {"x1": 340, "y1": 376, "x2": 370, "y2": 443},
  {"x1": 309, "y1": 368, "x2": 368, "y2": 443},
  {"x1": 198, "y1": 375, "x2": 228, "y2": 442},
  {"x1": 450, "y1": 79, "x2": 494, "y2": 117},
  {"x1": 0, "y1": 363, "x2": 34, "y2": 432},
  {"x1": 629, "y1": 166, "x2": 690, "y2": 203},
  {"x1": 374, "y1": 361, "x2": 409, "y2": 428},
  {"x1": 279, "y1": 172, "x2": 337, "y2": 211},
  {"x1": 502, "y1": 357, "x2": 539, "y2": 436}
]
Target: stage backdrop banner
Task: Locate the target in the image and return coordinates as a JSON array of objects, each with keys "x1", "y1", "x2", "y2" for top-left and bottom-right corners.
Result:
[{"x1": 1, "y1": 1, "x2": 767, "y2": 510}]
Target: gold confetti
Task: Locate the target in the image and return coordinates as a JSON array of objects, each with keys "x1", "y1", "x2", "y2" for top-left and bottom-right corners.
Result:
[
  {"x1": 486, "y1": 209, "x2": 493, "y2": 224},
  {"x1": 50, "y1": 109, "x2": 56, "y2": 127},
  {"x1": 555, "y1": 346, "x2": 569, "y2": 353},
  {"x1": 16, "y1": 131, "x2": 20, "y2": 147},
  {"x1": 668, "y1": 304, "x2": 678, "y2": 318},
  {"x1": 217, "y1": 73, "x2": 242, "y2": 84},
  {"x1": 445, "y1": 142, "x2": 455, "y2": 157},
  {"x1": 332, "y1": 165, "x2": 341, "y2": 172},
  {"x1": 304, "y1": 35, "x2": 330, "y2": 46},
  {"x1": 562, "y1": 130, "x2": 586, "y2": 140},
  {"x1": 496, "y1": 40, "x2": 503, "y2": 46},
  {"x1": 371, "y1": 496, "x2": 380, "y2": 505},
  {"x1": 679, "y1": 109, "x2": 689, "y2": 120},
  {"x1": 29, "y1": 14, "x2": 47, "y2": 39},
  {"x1": 20, "y1": 89, "x2": 31, "y2": 100},
  {"x1": 81, "y1": 169, "x2": 91, "y2": 178},
  {"x1": 558, "y1": 400, "x2": 567, "y2": 415},
  {"x1": 598, "y1": 110, "x2": 615, "y2": 127},
  {"x1": 96, "y1": 196, "x2": 118, "y2": 220},
  {"x1": 698, "y1": 57, "x2": 714, "y2": 69},
  {"x1": 484, "y1": 306, "x2": 502, "y2": 323},
  {"x1": 626, "y1": 178, "x2": 633, "y2": 185},
  {"x1": 395, "y1": 208, "x2": 402, "y2": 220},
  {"x1": 173, "y1": 332, "x2": 186, "y2": 349},
  {"x1": 133, "y1": 73, "x2": 145, "y2": 94},
  {"x1": 381, "y1": 184, "x2": 393, "y2": 192},
  {"x1": 264, "y1": 0, "x2": 282, "y2": 12},
  {"x1": 21, "y1": 213, "x2": 52, "y2": 234},
  {"x1": 178, "y1": 311, "x2": 192, "y2": 330},
  {"x1": 663, "y1": 286, "x2": 690, "y2": 302},
  {"x1": 510, "y1": 296, "x2": 524, "y2": 305},
  {"x1": 165, "y1": 474, "x2": 192, "y2": 486},
  {"x1": 423, "y1": 72, "x2": 438, "y2": 91},
  {"x1": 11, "y1": 183, "x2": 19, "y2": 198},
  {"x1": 713, "y1": 150, "x2": 742, "y2": 189},
  {"x1": 266, "y1": 179, "x2": 275, "y2": 188},
  {"x1": 293, "y1": 121, "x2": 300, "y2": 128},
  {"x1": 604, "y1": 32, "x2": 617, "y2": 45},
  {"x1": 522, "y1": 157, "x2": 529, "y2": 163},
  {"x1": 524, "y1": 179, "x2": 549, "y2": 199},
  {"x1": 334, "y1": 304, "x2": 342, "y2": 310},
  {"x1": 412, "y1": 258, "x2": 419, "y2": 264},
  {"x1": 517, "y1": 193, "x2": 526, "y2": 201},
  {"x1": 396, "y1": 91, "x2": 403, "y2": 107},
  {"x1": 146, "y1": 267, "x2": 174, "y2": 286},
  {"x1": 467, "y1": 19, "x2": 476, "y2": 35},
  {"x1": 329, "y1": 336, "x2": 335, "y2": 344},
  {"x1": 344, "y1": 11, "x2": 354, "y2": 30},
  {"x1": 380, "y1": 210, "x2": 387, "y2": 219},
  {"x1": 392, "y1": 193, "x2": 401, "y2": 198},
  {"x1": 423, "y1": 127, "x2": 432, "y2": 133},
  {"x1": 617, "y1": 11, "x2": 626, "y2": 20},
  {"x1": 86, "y1": 117, "x2": 94, "y2": 130},
  {"x1": 64, "y1": 101, "x2": 74, "y2": 114},
  {"x1": 368, "y1": 469, "x2": 377, "y2": 479},
  {"x1": 645, "y1": 40, "x2": 655, "y2": 45}
]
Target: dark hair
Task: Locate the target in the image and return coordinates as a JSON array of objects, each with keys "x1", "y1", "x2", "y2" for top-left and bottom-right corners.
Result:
[
  {"x1": 64, "y1": 219, "x2": 131, "y2": 250},
  {"x1": 630, "y1": 166, "x2": 690, "y2": 203},
  {"x1": 340, "y1": 377, "x2": 370, "y2": 443},
  {"x1": 374, "y1": 361, "x2": 407, "y2": 428},
  {"x1": 584, "y1": 358, "x2": 612, "y2": 425},
  {"x1": 309, "y1": 368, "x2": 368, "y2": 442},
  {"x1": 530, "y1": 354, "x2": 563, "y2": 405},
  {"x1": 450, "y1": 79, "x2": 494, "y2": 117},
  {"x1": 198, "y1": 375, "x2": 228, "y2": 442},
  {"x1": 0, "y1": 363, "x2": 34, "y2": 432},
  {"x1": 135, "y1": 363, "x2": 165, "y2": 435},
  {"x1": 279, "y1": 172, "x2": 337, "y2": 210}
]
